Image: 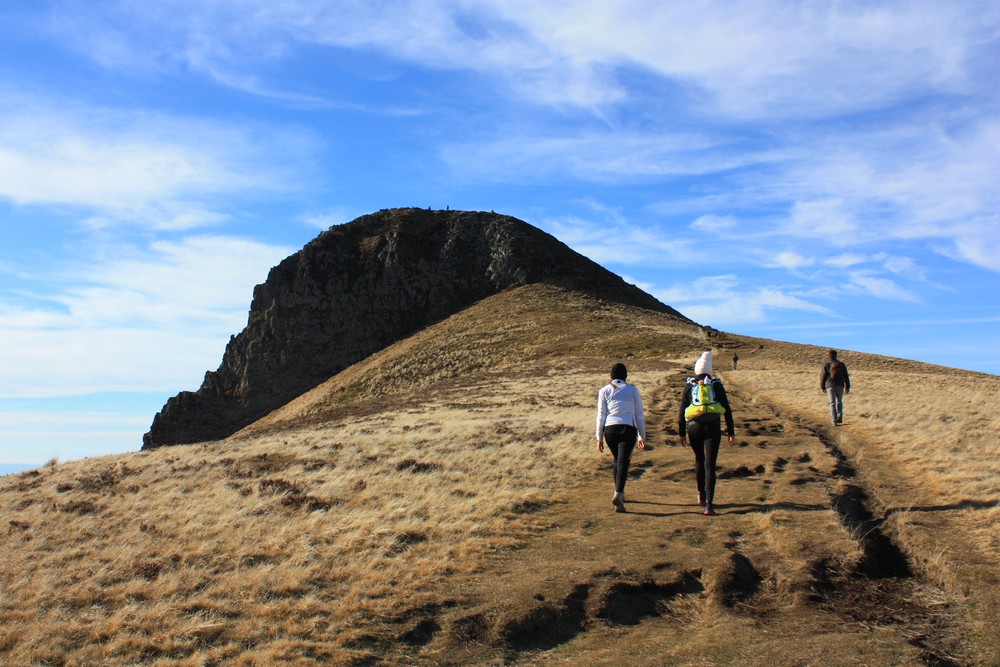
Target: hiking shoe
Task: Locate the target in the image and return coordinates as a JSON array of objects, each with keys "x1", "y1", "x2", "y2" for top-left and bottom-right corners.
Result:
[{"x1": 703, "y1": 505, "x2": 716, "y2": 516}]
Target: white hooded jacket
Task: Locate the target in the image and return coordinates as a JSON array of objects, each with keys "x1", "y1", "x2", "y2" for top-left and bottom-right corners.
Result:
[{"x1": 596, "y1": 379, "x2": 647, "y2": 442}]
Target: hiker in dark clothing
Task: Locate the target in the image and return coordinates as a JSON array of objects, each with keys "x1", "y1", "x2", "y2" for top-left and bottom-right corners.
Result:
[
  {"x1": 732, "y1": 353, "x2": 739, "y2": 370},
  {"x1": 820, "y1": 349, "x2": 851, "y2": 425},
  {"x1": 678, "y1": 351, "x2": 735, "y2": 516}
]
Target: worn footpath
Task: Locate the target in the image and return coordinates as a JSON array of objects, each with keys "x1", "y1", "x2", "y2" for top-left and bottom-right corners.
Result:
[{"x1": 413, "y1": 366, "x2": 972, "y2": 666}]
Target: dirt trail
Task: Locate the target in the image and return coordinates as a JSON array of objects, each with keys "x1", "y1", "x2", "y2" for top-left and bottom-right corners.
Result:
[{"x1": 407, "y1": 366, "x2": 972, "y2": 666}]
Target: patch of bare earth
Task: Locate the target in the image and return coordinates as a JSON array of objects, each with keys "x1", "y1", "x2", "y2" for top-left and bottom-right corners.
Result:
[{"x1": 412, "y1": 369, "x2": 974, "y2": 666}]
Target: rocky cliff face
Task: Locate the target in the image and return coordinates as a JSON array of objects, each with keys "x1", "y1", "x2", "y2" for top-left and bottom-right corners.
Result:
[{"x1": 143, "y1": 208, "x2": 687, "y2": 448}]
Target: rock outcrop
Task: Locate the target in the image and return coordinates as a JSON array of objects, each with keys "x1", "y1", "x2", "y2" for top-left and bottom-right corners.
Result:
[{"x1": 143, "y1": 208, "x2": 687, "y2": 448}]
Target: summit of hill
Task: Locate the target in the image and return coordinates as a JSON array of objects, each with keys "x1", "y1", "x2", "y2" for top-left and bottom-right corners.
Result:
[{"x1": 144, "y1": 208, "x2": 687, "y2": 449}]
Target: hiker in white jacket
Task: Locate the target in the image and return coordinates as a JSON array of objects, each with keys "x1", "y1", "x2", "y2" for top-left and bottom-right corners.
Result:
[{"x1": 596, "y1": 363, "x2": 647, "y2": 513}]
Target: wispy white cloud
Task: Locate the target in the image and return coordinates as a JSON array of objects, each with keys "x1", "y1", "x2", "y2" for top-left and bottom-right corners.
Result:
[
  {"x1": 824, "y1": 253, "x2": 934, "y2": 284},
  {"x1": 950, "y1": 217, "x2": 1000, "y2": 272},
  {"x1": 671, "y1": 289, "x2": 834, "y2": 327},
  {"x1": 544, "y1": 213, "x2": 691, "y2": 266},
  {"x1": 770, "y1": 118, "x2": 1000, "y2": 264},
  {"x1": 0, "y1": 88, "x2": 314, "y2": 399},
  {"x1": 0, "y1": 236, "x2": 293, "y2": 397},
  {"x1": 58, "y1": 237, "x2": 291, "y2": 327},
  {"x1": 691, "y1": 214, "x2": 737, "y2": 231},
  {"x1": 645, "y1": 115, "x2": 1000, "y2": 275},
  {"x1": 0, "y1": 94, "x2": 316, "y2": 227},
  {"x1": 28, "y1": 1, "x2": 1000, "y2": 279},
  {"x1": 785, "y1": 199, "x2": 859, "y2": 241},
  {"x1": 847, "y1": 270, "x2": 921, "y2": 304},
  {"x1": 442, "y1": 129, "x2": 767, "y2": 184},
  {"x1": 653, "y1": 275, "x2": 732, "y2": 306},
  {"x1": 768, "y1": 251, "x2": 814, "y2": 271},
  {"x1": 825, "y1": 253, "x2": 869, "y2": 268},
  {"x1": 745, "y1": 315, "x2": 1000, "y2": 332},
  {"x1": 606, "y1": 3, "x2": 985, "y2": 117},
  {"x1": 653, "y1": 274, "x2": 833, "y2": 327},
  {"x1": 58, "y1": 1, "x2": 994, "y2": 119}
]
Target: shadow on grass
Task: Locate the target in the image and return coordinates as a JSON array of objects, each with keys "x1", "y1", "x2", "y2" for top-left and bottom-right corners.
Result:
[
  {"x1": 885, "y1": 499, "x2": 999, "y2": 515},
  {"x1": 623, "y1": 500, "x2": 827, "y2": 517}
]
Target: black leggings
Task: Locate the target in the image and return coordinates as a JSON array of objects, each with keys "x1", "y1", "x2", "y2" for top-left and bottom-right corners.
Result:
[
  {"x1": 604, "y1": 424, "x2": 638, "y2": 493},
  {"x1": 687, "y1": 419, "x2": 721, "y2": 504}
]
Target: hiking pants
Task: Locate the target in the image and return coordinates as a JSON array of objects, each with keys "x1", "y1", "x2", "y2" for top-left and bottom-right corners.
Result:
[
  {"x1": 604, "y1": 424, "x2": 638, "y2": 493},
  {"x1": 826, "y1": 383, "x2": 845, "y2": 424},
  {"x1": 687, "y1": 418, "x2": 722, "y2": 505}
]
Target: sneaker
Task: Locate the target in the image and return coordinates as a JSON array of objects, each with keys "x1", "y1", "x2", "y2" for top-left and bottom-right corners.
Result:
[
  {"x1": 613, "y1": 492, "x2": 626, "y2": 513},
  {"x1": 703, "y1": 505, "x2": 716, "y2": 516}
]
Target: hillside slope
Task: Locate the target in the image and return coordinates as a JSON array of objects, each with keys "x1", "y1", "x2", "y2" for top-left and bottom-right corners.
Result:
[
  {"x1": 144, "y1": 208, "x2": 684, "y2": 449},
  {"x1": 2, "y1": 284, "x2": 997, "y2": 666}
]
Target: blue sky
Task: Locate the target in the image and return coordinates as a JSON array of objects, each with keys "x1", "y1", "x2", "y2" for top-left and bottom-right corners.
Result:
[{"x1": 1, "y1": 1, "x2": 998, "y2": 466}]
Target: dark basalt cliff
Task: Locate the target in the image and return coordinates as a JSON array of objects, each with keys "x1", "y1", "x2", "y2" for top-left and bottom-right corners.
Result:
[{"x1": 143, "y1": 208, "x2": 688, "y2": 448}]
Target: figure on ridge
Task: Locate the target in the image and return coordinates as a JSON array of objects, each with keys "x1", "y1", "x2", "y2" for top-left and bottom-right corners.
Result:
[{"x1": 820, "y1": 349, "x2": 851, "y2": 425}]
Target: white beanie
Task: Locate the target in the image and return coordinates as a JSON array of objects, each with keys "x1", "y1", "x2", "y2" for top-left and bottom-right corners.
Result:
[{"x1": 694, "y1": 351, "x2": 713, "y2": 375}]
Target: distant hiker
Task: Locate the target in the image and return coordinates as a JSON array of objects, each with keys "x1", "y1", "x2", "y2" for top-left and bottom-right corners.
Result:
[
  {"x1": 678, "y1": 351, "x2": 735, "y2": 516},
  {"x1": 596, "y1": 363, "x2": 647, "y2": 513},
  {"x1": 732, "y1": 353, "x2": 739, "y2": 370},
  {"x1": 820, "y1": 349, "x2": 851, "y2": 425}
]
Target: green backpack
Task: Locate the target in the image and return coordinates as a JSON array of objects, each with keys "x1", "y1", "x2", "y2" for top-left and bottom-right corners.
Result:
[{"x1": 684, "y1": 377, "x2": 726, "y2": 421}]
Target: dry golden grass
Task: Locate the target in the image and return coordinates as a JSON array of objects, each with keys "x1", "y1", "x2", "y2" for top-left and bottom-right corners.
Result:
[
  {"x1": 1, "y1": 283, "x2": 996, "y2": 665},
  {"x1": 721, "y1": 337, "x2": 1000, "y2": 664},
  {"x1": 0, "y1": 384, "x2": 594, "y2": 665},
  {"x1": 722, "y1": 343, "x2": 1000, "y2": 548},
  {"x1": 728, "y1": 361, "x2": 1000, "y2": 502}
]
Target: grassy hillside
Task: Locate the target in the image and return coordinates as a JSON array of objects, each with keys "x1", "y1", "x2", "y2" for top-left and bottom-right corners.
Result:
[{"x1": 1, "y1": 283, "x2": 996, "y2": 666}]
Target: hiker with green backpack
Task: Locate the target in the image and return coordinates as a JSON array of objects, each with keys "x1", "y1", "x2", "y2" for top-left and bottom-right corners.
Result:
[{"x1": 678, "y1": 351, "x2": 735, "y2": 516}]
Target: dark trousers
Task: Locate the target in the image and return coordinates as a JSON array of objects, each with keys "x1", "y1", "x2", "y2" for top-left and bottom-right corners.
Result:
[
  {"x1": 604, "y1": 424, "x2": 638, "y2": 493},
  {"x1": 687, "y1": 418, "x2": 721, "y2": 504}
]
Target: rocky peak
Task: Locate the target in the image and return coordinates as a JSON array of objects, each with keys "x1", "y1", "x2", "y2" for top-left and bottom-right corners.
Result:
[{"x1": 143, "y1": 208, "x2": 685, "y2": 448}]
